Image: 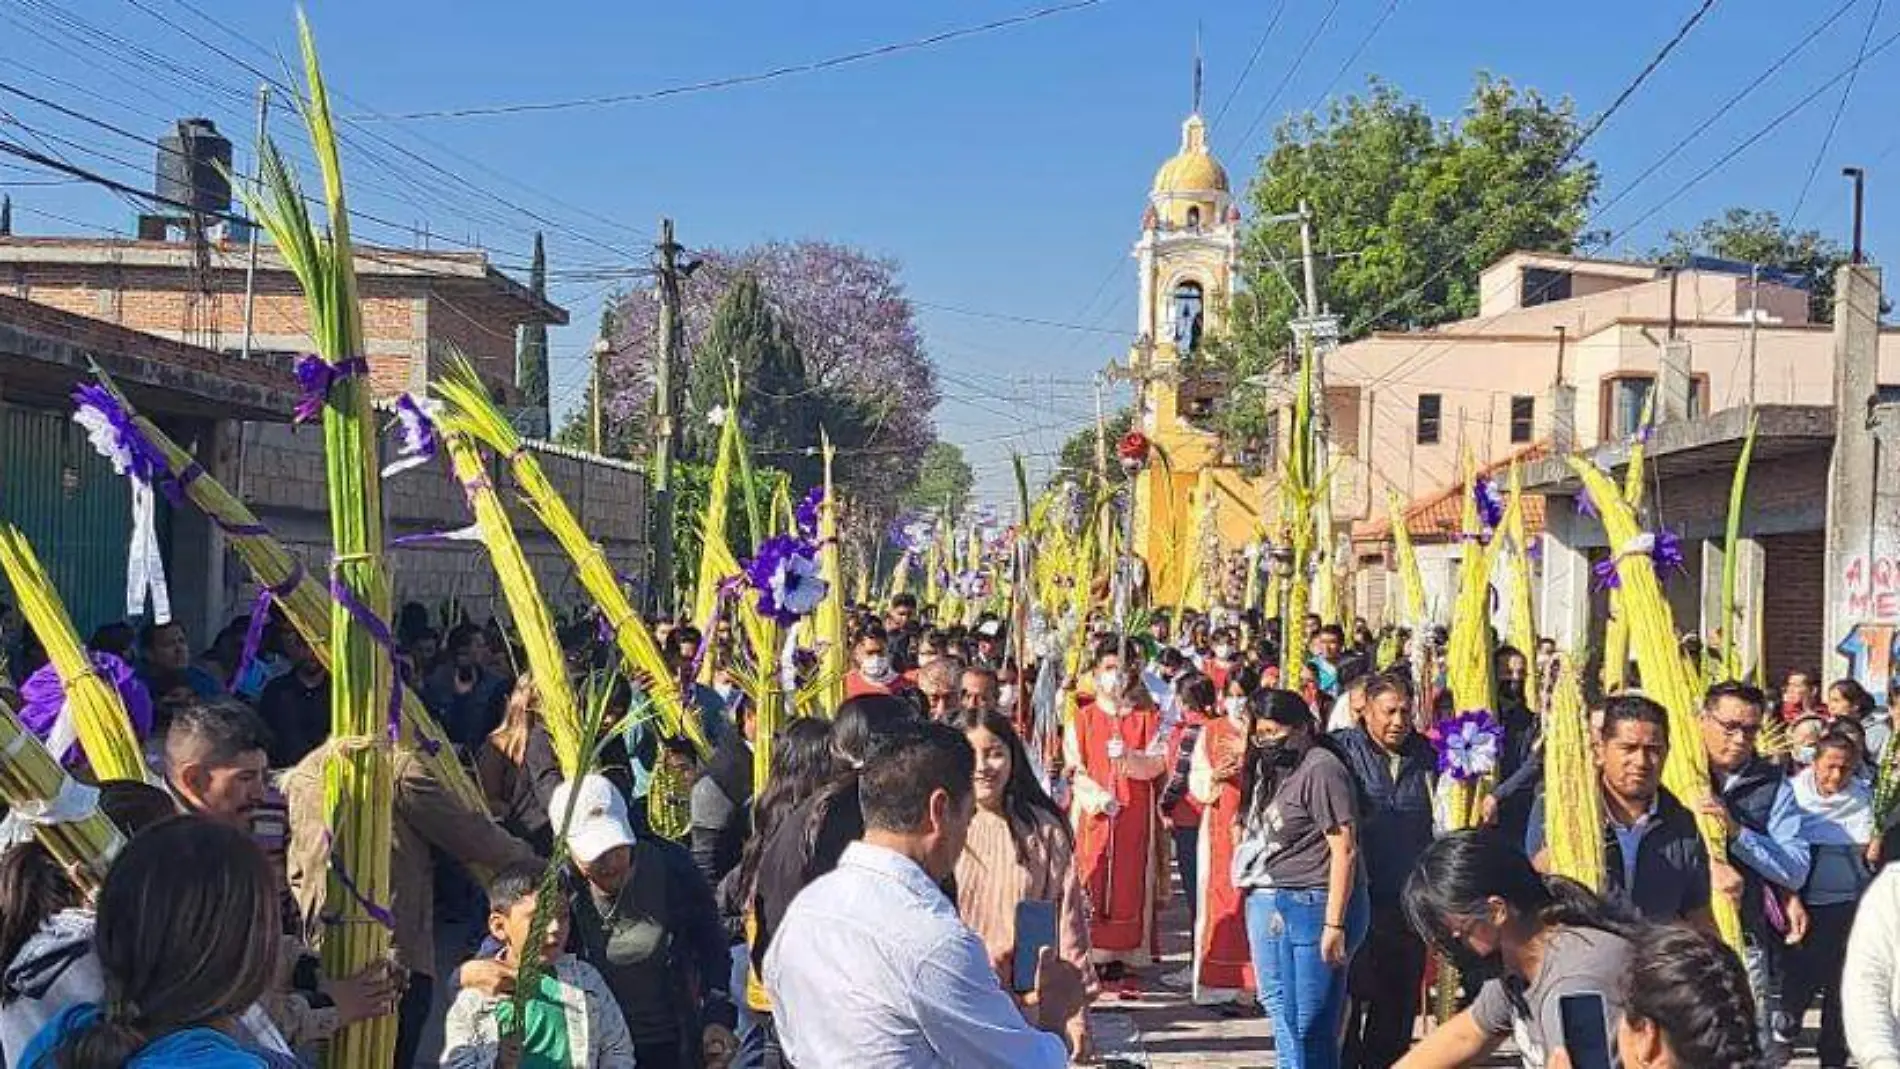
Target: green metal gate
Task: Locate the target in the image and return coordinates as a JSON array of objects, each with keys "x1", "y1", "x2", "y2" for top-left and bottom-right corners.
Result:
[{"x1": 0, "y1": 403, "x2": 135, "y2": 637}]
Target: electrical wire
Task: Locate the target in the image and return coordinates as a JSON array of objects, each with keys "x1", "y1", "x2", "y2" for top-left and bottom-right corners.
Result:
[
  {"x1": 1304, "y1": 0, "x2": 1402, "y2": 112},
  {"x1": 1231, "y1": 0, "x2": 1345, "y2": 152},
  {"x1": 1209, "y1": 0, "x2": 1287, "y2": 130},
  {"x1": 1787, "y1": 0, "x2": 1883, "y2": 224},
  {"x1": 354, "y1": 0, "x2": 1108, "y2": 122}
]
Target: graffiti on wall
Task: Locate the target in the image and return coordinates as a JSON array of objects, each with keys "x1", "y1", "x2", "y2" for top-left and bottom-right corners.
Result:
[
  {"x1": 1839, "y1": 623, "x2": 1900, "y2": 701},
  {"x1": 1844, "y1": 554, "x2": 1900, "y2": 621}
]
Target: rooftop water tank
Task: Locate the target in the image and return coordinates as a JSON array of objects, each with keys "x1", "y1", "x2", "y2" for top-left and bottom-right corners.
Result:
[{"x1": 155, "y1": 118, "x2": 232, "y2": 218}]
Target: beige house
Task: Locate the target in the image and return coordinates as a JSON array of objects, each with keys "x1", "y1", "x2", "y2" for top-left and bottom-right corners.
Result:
[{"x1": 1332, "y1": 251, "x2": 1900, "y2": 625}]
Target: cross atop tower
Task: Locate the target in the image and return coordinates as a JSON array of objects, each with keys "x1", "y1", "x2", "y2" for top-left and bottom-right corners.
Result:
[{"x1": 1191, "y1": 27, "x2": 1204, "y2": 115}]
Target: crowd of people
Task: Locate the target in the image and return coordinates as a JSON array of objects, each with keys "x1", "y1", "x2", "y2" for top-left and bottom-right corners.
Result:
[{"x1": 0, "y1": 593, "x2": 1898, "y2": 1068}]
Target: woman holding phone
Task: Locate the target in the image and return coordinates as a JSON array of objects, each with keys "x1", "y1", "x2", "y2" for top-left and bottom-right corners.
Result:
[
  {"x1": 954, "y1": 707, "x2": 1097, "y2": 1059},
  {"x1": 1395, "y1": 830, "x2": 1637, "y2": 1069},
  {"x1": 1233, "y1": 688, "x2": 1367, "y2": 1069}
]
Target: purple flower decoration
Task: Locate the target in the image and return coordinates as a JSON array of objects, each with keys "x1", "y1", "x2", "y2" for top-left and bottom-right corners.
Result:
[
  {"x1": 1576, "y1": 487, "x2": 1599, "y2": 519},
  {"x1": 743, "y1": 535, "x2": 829, "y2": 625},
  {"x1": 794, "y1": 486, "x2": 824, "y2": 539},
  {"x1": 1473, "y1": 475, "x2": 1506, "y2": 533},
  {"x1": 1650, "y1": 529, "x2": 1686, "y2": 576},
  {"x1": 888, "y1": 512, "x2": 933, "y2": 553},
  {"x1": 1429, "y1": 710, "x2": 1504, "y2": 783},
  {"x1": 18, "y1": 653, "x2": 154, "y2": 768},
  {"x1": 71, "y1": 384, "x2": 175, "y2": 499},
  {"x1": 293, "y1": 355, "x2": 369, "y2": 424},
  {"x1": 1592, "y1": 556, "x2": 1622, "y2": 592},
  {"x1": 382, "y1": 394, "x2": 440, "y2": 478}
]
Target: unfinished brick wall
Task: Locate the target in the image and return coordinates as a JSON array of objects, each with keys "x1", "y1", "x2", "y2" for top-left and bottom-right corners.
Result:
[
  {"x1": 228, "y1": 423, "x2": 646, "y2": 627},
  {"x1": 1761, "y1": 530, "x2": 1826, "y2": 684}
]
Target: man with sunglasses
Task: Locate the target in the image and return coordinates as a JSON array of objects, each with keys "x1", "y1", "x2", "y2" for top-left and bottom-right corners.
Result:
[{"x1": 1696, "y1": 680, "x2": 1810, "y2": 1066}]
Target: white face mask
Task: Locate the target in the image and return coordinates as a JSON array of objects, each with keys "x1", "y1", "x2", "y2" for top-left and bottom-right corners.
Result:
[
  {"x1": 714, "y1": 683, "x2": 736, "y2": 701},
  {"x1": 1223, "y1": 696, "x2": 1247, "y2": 718},
  {"x1": 998, "y1": 684, "x2": 1019, "y2": 709},
  {"x1": 859, "y1": 655, "x2": 892, "y2": 679},
  {"x1": 1095, "y1": 670, "x2": 1123, "y2": 699},
  {"x1": 1214, "y1": 645, "x2": 1234, "y2": 660}
]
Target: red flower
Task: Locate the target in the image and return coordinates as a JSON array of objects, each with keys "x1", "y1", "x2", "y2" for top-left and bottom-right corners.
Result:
[{"x1": 1116, "y1": 431, "x2": 1151, "y2": 464}]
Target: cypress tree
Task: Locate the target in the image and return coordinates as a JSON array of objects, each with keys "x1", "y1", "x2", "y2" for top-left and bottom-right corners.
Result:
[
  {"x1": 687, "y1": 273, "x2": 819, "y2": 485},
  {"x1": 516, "y1": 231, "x2": 549, "y2": 413}
]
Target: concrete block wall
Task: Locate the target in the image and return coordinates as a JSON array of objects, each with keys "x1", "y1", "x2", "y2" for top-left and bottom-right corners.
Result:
[{"x1": 223, "y1": 422, "x2": 647, "y2": 629}]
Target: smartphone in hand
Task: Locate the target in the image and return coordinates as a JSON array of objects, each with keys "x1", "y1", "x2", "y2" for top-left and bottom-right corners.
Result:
[
  {"x1": 1557, "y1": 991, "x2": 1615, "y2": 1069},
  {"x1": 1012, "y1": 899, "x2": 1059, "y2": 994}
]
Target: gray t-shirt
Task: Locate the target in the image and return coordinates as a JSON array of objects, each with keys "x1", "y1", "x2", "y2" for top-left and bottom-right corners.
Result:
[
  {"x1": 1233, "y1": 747, "x2": 1358, "y2": 890},
  {"x1": 1470, "y1": 927, "x2": 1632, "y2": 1068}
]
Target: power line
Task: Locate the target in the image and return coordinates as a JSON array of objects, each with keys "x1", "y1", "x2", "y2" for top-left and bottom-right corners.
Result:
[
  {"x1": 911, "y1": 299, "x2": 1134, "y2": 336},
  {"x1": 1231, "y1": 0, "x2": 1345, "y2": 152},
  {"x1": 355, "y1": 0, "x2": 1109, "y2": 122},
  {"x1": 1209, "y1": 0, "x2": 1286, "y2": 129},
  {"x1": 1304, "y1": 0, "x2": 1403, "y2": 112},
  {"x1": 1788, "y1": 0, "x2": 1883, "y2": 223}
]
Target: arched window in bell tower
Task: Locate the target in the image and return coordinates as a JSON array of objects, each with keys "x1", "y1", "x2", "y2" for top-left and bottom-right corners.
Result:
[
  {"x1": 1172, "y1": 279, "x2": 1205, "y2": 354},
  {"x1": 1186, "y1": 205, "x2": 1202, "y2": 230}
]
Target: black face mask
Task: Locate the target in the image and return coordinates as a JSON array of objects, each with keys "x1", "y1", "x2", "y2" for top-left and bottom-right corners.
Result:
[
  {"x1": 1258, "y1": 737, "x2": 1304, "y2": 769},
  {"x1": 1500, "y1": 679, "x2": 1526, "y2": 703}
]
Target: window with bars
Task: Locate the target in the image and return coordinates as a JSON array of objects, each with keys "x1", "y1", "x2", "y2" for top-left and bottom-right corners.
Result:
[
  {"x1": 1417, "y1": 394, "x2": 1442, "y2": 445},
  {"x1": 1510, "y1": 396, "x2": 1535, "y2": 443}
]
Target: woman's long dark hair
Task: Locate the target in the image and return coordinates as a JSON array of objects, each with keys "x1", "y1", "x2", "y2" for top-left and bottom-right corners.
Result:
[
  {"x1": 951, "y1": 707, "x2": 1069, "y2": 848},
  {"x1": 45, "y1": 815, "x2": 279, "y2": 1069},
  {"x1": 1241, "y1": 688, "x2": 1328, "y2": 826},
  {"x1": 0, "y1": 780, "x2": 181, "y2": 993},
  {"x1": 800, "y1": 695, "x2": 918, "y2": 882},
  {"x1": 1401, "y1": 829, "x2": 1635, "y2": 970},
  {"x1": 731, "y1": 718, "x2": 832, "y2": 903},
  {"x1": 1623, "y1": 924, "x2": 1760, "y2": 1069}
]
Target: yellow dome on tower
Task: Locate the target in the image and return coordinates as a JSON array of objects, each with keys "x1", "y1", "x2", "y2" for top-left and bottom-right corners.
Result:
[{"x1": 1151, "y1": 113, "x2": 1229, "y2": 194}]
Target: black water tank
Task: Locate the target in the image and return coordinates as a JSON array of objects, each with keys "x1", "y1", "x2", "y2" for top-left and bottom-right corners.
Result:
[{"x1": 155, "y1": 118, "x2": 232, "y2": 217}]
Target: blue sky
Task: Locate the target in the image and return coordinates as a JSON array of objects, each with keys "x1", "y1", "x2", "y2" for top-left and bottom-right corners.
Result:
[{"x1": 4, "y1": 0, "x2": 1896, "y2": 502}]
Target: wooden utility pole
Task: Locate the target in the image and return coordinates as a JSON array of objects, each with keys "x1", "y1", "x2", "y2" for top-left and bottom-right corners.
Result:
[{"x1": 651, "y1": 217, "x2": 686, "y2": 616}]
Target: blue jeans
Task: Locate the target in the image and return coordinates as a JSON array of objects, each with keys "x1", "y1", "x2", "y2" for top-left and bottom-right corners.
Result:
[{"x1": 1246, "y1": 883, "x2": 1370, "y2": 1069}]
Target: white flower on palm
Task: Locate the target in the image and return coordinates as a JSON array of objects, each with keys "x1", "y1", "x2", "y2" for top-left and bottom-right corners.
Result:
[
  {"x1": 770, "y1": 551, "x2": 829, "y2": 617},
  {"x1": 707, "y1": 404, "x2": 729, "y2": 427}
]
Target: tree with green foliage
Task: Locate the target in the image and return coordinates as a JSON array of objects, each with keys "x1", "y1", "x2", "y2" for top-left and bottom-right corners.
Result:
[
  {"x1": 904, "y1": 442, "x2": 975, "y2": 523},
  {"x1": 516, "y1": 232, "x2": 549, "y2": 414},
  {"x1": 1651, "y1": 207, "x2": 1861, "y2": 323},
  {"x1": 1219, "y1": 75, "x2": 1598, "y2": 450},
  {"x1": 1052, "y1": 407, "x2": 1135, "y2": 492},
  {"x1": 686, "y1": 273, "x2": 822, "y2": 486}
]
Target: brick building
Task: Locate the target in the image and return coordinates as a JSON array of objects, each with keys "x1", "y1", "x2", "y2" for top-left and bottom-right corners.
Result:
[
  {"x1": 0, "y1": 237, "x2": 564, "y2": 401},
  {"x1": 1, "y1": 266, "x2": 640, "y2": 646}
]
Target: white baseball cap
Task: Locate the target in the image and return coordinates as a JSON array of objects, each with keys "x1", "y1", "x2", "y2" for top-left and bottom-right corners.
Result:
[{"x1": 548, "y1": 774, "x2": 636, "y2": 864}]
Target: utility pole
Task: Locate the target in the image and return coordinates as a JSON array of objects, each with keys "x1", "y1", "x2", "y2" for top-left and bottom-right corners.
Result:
[
  {"x1": 651, "y1": 217, "x2": 686, "y2": 617},
  {"x1": 1747, "y1": 263, "x2": 1760, "y2": 406},
  {"x1": 239, "y1": 84, "x2": 269, "y2": 361},
  {"x1": 1288, "y1": 199, "x2": 1342, "y2": 619},
  {"x1": 590, "y1": 336, "x2": 608, "y2": 455}
]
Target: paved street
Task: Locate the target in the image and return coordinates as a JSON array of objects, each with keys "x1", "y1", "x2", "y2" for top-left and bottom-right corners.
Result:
[{"x1": 1090, "y1": 879, "x2": 1827, "y2": 1068}]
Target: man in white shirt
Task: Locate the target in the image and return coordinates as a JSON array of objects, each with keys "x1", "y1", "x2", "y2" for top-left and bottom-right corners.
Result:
[{"x1": 764, "y1": 721, "x2": 1085, "y2": 1068}]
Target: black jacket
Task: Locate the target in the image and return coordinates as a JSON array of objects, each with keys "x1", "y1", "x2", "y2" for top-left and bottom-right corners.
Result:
[{"x1": 1330, "y1": 726, "x2": 1436, "y2": 905}]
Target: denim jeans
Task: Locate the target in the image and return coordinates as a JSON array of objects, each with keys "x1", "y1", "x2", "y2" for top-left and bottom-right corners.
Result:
[
  {"x1": 1172, "y1": 825, "x2": 1201, "y2": 930},
  {"x1": 1246, "y1": 883, "x2": 1370, "y2": 1069}
]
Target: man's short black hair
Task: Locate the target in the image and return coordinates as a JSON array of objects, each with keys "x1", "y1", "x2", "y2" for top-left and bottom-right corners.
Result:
[
  {"x1": 166, "y1": 697, "x2": 272, "y2": 768},
  {"x1": 137, "y1": 620, "x2": 183, "y2": 650},
  {"x1": 446, "y1": 622, "x2": 485, "y2": 654},
  {"x1": 1703, "y1": 680, "x2": 1768, "y2": 716},
  {"x1": 891, "y1": 593, "x2": 918, "y2": 611},
  {"x1": 1316, "y1": 623, "x2": 1346, "y2": 642},
  {"x1": 487, "y1": 861, "x2": 546, "y2": 914},
  {"x1": 859, "y1": 720, "x2": 975, "y2": 834},
  {"x1": 1600, "y1": 693, "x2": 1671, "y2": 744}
]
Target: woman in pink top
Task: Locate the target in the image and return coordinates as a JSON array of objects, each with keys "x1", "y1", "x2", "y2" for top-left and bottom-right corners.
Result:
[{"x1": 953, "y1": 707, "x2": 1098, "y2": 1059}]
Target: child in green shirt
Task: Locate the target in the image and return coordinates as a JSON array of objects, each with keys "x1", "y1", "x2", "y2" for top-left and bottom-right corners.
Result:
[{"x1": 442, "y1": 864, "x2": 635, "y2": 1069}]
